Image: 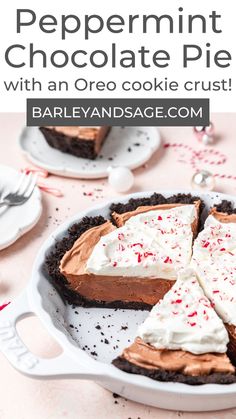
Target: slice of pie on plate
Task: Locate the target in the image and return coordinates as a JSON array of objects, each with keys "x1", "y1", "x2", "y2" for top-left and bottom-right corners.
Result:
[
  {"x1": 40, "y1": 126, "x2": 111, "y2": 160},
  {"x1": 113, "y1": 268, "x2": 236, "y2": 384}
]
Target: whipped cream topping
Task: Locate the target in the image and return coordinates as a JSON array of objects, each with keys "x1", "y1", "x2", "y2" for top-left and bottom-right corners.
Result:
[
  {"x1": 86, "y1": 205, "x2": 196, "y2": 278},
  {"x1": 192, "y1": 214, "x2": 236, "y2": 325},
  {"x1": 138, "y1": 268, "x2": 229, "y2": 354}
]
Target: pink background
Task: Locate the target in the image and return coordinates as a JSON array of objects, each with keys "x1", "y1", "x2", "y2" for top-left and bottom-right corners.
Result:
[{"x1": 1, "y1": 113, "x2": 236, "y2": 418}]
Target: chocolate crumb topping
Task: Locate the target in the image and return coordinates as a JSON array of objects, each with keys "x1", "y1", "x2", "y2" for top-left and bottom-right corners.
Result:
[{"x1": 214, "y1": 200, "x2": 236, "y2": 215}]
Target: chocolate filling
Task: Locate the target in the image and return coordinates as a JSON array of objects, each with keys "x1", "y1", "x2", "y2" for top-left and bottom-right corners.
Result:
[
  {"x1": 112, "y1": 337, "x2": 236, "y2": 385},
  {"x1": 210, "y1": 207, "x2": 236, "y2": 223},
  {"x1": 225, "y1": 324, "x2": 236, "y2": 367},
  {"x1": 112, "y1": 357, "x2": 236, "y2": 385},
  {"x1": 118, "y1": 337, "x2": 235, "y2": 375},
  {"x1": 59, "y1": 219, "x2": 176, "y2": 307},
  {"x1": 44, "y1": 216, "x2": 157, "y2": 309}
]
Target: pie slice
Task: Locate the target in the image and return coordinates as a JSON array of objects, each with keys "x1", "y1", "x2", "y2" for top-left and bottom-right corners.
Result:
[
  {"x1": 45, "y1": 194, "x2": 202, "y2": 309},
  {"x1": 110, "y1": 193, "x2": 201, "y2": 237},
  {"x1": 191, "y1": 202, "x2": 236, "y2": 365},
  {"x1": 113, "y1": 268, "x2": 236, "y2": 384},
  {"x1": 40, "y1": 126, "x2": 111, "y2": 160}
]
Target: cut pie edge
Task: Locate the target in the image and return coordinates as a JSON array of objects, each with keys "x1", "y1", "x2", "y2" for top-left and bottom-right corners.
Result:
[
  {"x1": 112, "y1": 268, "x2": 236, "y2": 384},
  {"x1": 45, "y1": 194, "x2": 202, "y2": 309}
]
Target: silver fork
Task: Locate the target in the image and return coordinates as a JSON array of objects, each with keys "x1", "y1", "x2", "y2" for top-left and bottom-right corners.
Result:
[{"x1": 0, "y1": 172, "x2": 37, "y2": 208}]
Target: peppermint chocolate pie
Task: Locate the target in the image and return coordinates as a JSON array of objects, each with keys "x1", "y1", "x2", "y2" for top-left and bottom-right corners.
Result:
[
  {"x1": 45, "y1": 193, "x2": 201, "y2": 310},
  {"x1": 44, "y1": 193, "x2": 236, "y2": 384}
]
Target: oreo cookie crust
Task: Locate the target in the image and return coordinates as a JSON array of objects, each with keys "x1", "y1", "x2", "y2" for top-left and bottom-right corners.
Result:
[
  {"x1": 112, "y1": 357, "x2": 236, "y2": 385},
  {"x1": 40, "y1": 127, "x2": 102, "y2": 160},
  {"x1": 110, "y1": 192, "x2": 204, "y2": 217},
  {"x1": 45, "y1": 216, "x2": 107, "y2": 306},
  {"x1": 214, "y1": 200, "x2": 236, "y2": 215}
]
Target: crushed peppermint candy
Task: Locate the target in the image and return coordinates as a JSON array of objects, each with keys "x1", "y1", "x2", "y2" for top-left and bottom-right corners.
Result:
[
  {"x1": 0, "y1": 302, "x2": 10, "y2": 311},
  {"x1": 164, "y1": 256, "x2": 173, "y2": 264},
  {"x1": 87, "y1": 205, "x2": 196, "y2": 280},
  {"x1": 192, "y1": 213, "x2": 236, "y2": 326},
  {"x1": 138, "y1": 268, "x2": 228, "y2": 354}
]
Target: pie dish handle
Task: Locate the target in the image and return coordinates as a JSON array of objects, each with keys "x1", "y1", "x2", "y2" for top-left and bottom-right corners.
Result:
[{"x1": 0, "y1": 292, "x2": 103, "y2": 379}]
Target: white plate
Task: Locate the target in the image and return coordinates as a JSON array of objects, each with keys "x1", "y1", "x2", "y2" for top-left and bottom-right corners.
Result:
[
  {"x1": 1, "y1": 190, "x2": 236, "y2": 412},
  {"x1": 0, "y1": 165, "x2": 42, "y2": 250},
  {"x1": 19, "y1": 126, "x2": 161, "y2": 179}
]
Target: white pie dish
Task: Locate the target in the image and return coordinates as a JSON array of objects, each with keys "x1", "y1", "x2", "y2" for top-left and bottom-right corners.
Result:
[{"x1": 1, "y1": 189, "x2": 236, "y2": 412}]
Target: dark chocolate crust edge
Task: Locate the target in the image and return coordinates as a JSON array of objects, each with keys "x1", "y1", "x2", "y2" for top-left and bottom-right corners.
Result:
[
  {"x1": 40, "y1": 127, "x2": 99, "y2": 160},
  {"x1": 214, "y1": 199, "x2": 236, "y2": 215},
  {"x1": 110, "y1": 193, "x2": 204, "y2": 216},
  {"x1": 112, "y1": 357, "x2": 236, "y2": 385}
]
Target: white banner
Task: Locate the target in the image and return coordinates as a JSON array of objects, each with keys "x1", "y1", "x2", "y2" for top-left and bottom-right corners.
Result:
[{"x1": 0, "y1": 0, "x2": 235, "y2": 112}]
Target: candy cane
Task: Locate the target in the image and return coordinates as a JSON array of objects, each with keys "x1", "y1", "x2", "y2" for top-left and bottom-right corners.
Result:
[
  {"x1": 21, "y1": 167, "x2": 49, "y2": 178},
  {"x1": 163, "y1": 142, "x2": 234, "y2": 181},
  {"x1": 37, "y1": 182, "x2": 63, "y2": 197}
]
